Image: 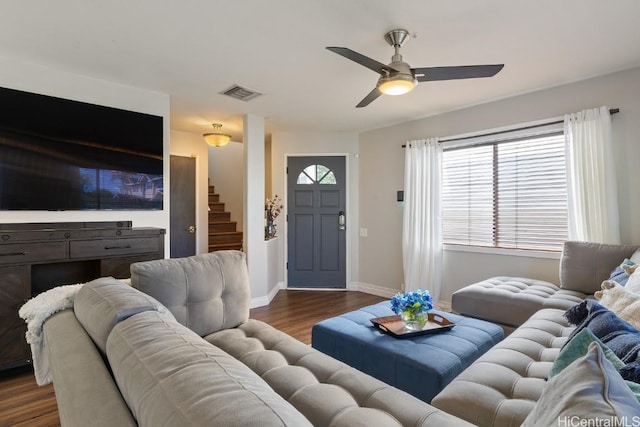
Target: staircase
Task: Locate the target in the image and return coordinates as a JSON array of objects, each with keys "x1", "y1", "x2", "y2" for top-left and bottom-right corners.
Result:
[{"x1": 208, "y1": 186, "x2": 243, "y2": 252}]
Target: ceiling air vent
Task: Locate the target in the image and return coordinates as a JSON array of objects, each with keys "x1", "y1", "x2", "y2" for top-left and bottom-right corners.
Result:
[{"x1": 220, "y1": 84, "x2": 263, "y2": 102}]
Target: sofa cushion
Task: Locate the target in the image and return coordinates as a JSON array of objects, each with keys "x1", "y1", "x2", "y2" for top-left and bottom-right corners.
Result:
[
  {"x1": 73, "y1": 276, "x2": 174, "y2": 354},
  {"x1": 451, "y1": 277, "x2": 586, "y2": 327},
  {"x1": 130, "y1": 250, "x2": 250, "y2": 337},
  {"x1": 551, "y1": 328, "x2": 621, "y2": 377},
  {"x1": 624, "y1": 263, "x2": 640, "y2": 293},
  {"x1": 107, "y1": 311, "x2": 312, "y2": 427},
  {"x1": 205, "y1": 319, "x2": 473, "y2": 427},
  {"x1": 608, "y1": 258, "x2": 636, "y2": 286},
  {"x1": 559, "y1": 241, "x2": 640, "y2": 294},
  {"x1": 565, "y1": 300, "x2": 640, "y2": 382},
  {"x1": 522, "y1": 343, "x2": 640, "y2": 426},
  {"x1": 595, "y1": 280, "x2": 640, "y2": 330},
  {"x1": 432, "y1": 308, "x2": 573, "y2": 426},
  {"x1": 549, "y1": 328, "x2": 640, "y2": 398}
]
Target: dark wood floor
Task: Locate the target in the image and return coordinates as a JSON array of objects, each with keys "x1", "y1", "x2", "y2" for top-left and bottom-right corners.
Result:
[{"x1": 0, "y1": 290, "x2": 385, "y2": 427}]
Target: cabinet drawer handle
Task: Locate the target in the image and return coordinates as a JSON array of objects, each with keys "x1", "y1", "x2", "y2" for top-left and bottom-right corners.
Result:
[
  {"x1": 104, "y1": 245, "x2": 132, "y2": 250},
  {"x1": 0, "y1": 251, "x2": 27, "y2": 257}
]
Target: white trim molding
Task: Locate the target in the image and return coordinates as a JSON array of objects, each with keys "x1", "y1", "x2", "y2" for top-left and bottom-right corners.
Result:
[
  {"x1": 347, "y1": 281, "x2": 399, "y2": 298},
  {"x1": 444, "y1": 244, "x2": 561, "y2": 260},
  {"x1": 348, "y1": 282, "x2": 451, "y2": 311},
  {"x1": 250, "y1": 281, "x2": 285, "y2": 308}
]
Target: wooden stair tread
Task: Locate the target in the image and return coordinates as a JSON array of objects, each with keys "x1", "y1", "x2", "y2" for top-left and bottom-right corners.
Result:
[
  {"x1": 209, "y1": 233, "x2": 243, "y2": 244},
  {"x1": 209, "y1": 221, "x2": 238, "y2": 230},
  {"x1": 209, "y1": 202, "x2": 226, "y2": 212},
  {"x1": 209, "y1": 243, "x2": 243, "y2": 251},
  {"x1": 208, "y1": 185, "x2": 242, "y2": 252}
]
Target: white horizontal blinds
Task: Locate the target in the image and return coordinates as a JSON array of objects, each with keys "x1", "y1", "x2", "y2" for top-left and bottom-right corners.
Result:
[
  {"x1": 442, "y1": 122, "x2": 568, "y2": 251},
  {"x1": 442, "y1": 145, "x2": 494, "y2": 246},
  {"x1": 495, "y1": 134, "x2": 568, "y2": 250}
]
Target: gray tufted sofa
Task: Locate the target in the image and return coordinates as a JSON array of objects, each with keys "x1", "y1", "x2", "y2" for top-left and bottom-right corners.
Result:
[
  {"x1": 432, "y1": 241, "x2": 640, "y2": 425},
  {"x1": 432, "y1": 308, "x2": 573, "y2": 425},
  {"x1": 451, "y1": 241, "x2": 640, "y2": 330},
  {"x1": 43, "y1": 251, "x2": 471, "y2": 426}
]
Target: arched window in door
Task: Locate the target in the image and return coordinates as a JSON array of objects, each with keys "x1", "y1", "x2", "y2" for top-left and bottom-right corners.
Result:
[{"x1": 296, "y1": 164, "x2": 337, "y2": 185}]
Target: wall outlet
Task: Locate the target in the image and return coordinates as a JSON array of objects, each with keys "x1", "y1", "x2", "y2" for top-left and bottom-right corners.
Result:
[{"x1": 359, "y1": 228, "x2": 368, "y2": 237}]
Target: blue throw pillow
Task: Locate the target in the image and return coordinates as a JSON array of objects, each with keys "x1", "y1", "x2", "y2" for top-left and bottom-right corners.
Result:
[
  {"x1": 551, "y1": 328, "x2": 640, "y2": 402},
  {"x1": 564, "y1": 300, "x2": 640, "y2": 383},
  {"x1": 609, "y1": 258, "x2": 636, "y2": 286}
]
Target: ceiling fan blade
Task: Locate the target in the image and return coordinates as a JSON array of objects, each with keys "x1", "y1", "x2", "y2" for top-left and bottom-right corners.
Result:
[
  {"x1": 326, "y1": 47, "x2": 397, "y2": 75},
  {"x1": 356, "y1": 87, "x2": 382, "y2": 108},
  {"x1": 413, "y1": 64, "x2": 504, "y2": 82}
]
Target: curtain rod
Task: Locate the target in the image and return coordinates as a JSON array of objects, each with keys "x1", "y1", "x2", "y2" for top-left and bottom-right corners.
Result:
[{"x1": 401, "y1": 108, "x2": 620, "y2": 147}]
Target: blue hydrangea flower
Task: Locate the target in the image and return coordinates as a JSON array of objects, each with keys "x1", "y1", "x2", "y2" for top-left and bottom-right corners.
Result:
[{"x1": 390, "y1": 290, "x2": 434, "y2": 315}]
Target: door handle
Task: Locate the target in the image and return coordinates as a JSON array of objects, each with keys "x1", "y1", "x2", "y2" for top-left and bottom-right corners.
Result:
[
  {"x1": 338, "y1": 211, "x2": 346, "y2": 231},
  {"x1": 187, "y1": 225, "x2": 196, "y2": 234}
]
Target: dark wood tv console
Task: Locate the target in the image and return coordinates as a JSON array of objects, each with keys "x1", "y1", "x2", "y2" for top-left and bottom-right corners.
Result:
[{"x1": 0, "y1": 221, "x2": 165, "y2": 370}]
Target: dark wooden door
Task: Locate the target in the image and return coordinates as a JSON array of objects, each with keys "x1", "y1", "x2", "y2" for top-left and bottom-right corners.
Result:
[
  {"x1": 287, "y1": 156, "x2": 346, "y2": 288},
  {"x1": 170, "y1": 155, "x2": 196, "y2": 258}
]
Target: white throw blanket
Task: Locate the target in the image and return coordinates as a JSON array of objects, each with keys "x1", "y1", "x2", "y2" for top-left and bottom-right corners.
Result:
[{"x1": 18, "y1": 284, "x2": 84, "y2": 385}]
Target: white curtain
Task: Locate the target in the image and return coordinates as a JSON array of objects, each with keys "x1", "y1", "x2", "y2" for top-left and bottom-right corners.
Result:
[
  {"x1": 402, "y1": 138, "x2": 443, "y2": 300},
  {"x1": 564, "y1": 106, "x2": 620, "y2": 244}
]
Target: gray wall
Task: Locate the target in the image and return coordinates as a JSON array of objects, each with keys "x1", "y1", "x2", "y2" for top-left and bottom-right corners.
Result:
[{"x1": 359, "y1": 66, "x2": 640, "y2": 301}]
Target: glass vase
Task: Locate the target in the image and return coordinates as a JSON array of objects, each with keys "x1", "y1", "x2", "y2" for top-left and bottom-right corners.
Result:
[
  {"x1": 265, "y1": 221, "x2": 274, "y2": 239},
  {"x1": 401, "y1": 310, "x2": 428, "y2": 331},
  {"x1": 265, "y1": 210, "x2": 277, "y2": 239}
]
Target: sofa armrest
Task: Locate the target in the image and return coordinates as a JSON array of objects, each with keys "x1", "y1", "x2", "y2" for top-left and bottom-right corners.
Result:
[
  {"x1": 559, "y1": 241, "x2": 640, "y2": 294},
  {"x1": 44, "y1": 310, "x2": 137, "y2": 427}
]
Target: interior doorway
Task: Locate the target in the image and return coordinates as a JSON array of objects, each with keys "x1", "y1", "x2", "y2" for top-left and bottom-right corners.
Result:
[{"x1": 170, "y1": 155, "x2": 196, "y2": 258}]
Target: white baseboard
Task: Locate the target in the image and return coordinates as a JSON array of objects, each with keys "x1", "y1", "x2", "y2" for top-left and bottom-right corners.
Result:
[
  {"x1": 347, "y1": 282, "x2": 451, "y2": 310},
  {"x1": 250, "y1": 281, "x2": 285, "y2": 308},
  {"x1": 249, "y1": 295, "x2": 270, "y2": 309},
  {"x1": 250, "y1": 281, "x2": 451, "y2": 310},
  {"x1": 436, "y1": 299, "x2": 452, "y2": 312},
  {"x1": 347, "y1": 282, "x2": 399, "y2": 298}
]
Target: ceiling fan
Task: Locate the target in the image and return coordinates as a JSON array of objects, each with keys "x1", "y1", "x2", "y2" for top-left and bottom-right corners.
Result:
[{"x1": 326, "y1": 29, "x2": 504, "y2": 108}]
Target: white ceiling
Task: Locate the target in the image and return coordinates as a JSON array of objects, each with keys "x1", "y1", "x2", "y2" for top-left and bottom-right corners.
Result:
[{"x1": 1, "y1": 0, "x2": 640, "y2": 141}]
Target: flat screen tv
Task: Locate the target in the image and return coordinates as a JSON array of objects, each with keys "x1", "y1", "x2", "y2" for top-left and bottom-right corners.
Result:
[{"x1": 0, "y1": 86, "x2": 163, "y2": 210}]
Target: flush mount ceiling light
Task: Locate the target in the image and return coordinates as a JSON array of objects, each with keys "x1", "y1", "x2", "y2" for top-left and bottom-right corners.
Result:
[{"x1": 203, "y1": 123, "x2": 231, "y2": 148}]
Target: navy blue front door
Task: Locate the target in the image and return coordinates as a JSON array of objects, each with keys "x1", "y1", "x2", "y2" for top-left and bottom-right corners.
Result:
[{"x1": 287, "y1": 156, "x2": 346, "y2": 288}]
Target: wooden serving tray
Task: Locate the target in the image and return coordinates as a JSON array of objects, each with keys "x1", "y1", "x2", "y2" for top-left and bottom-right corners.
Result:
[{"x1": 370, "y1": 313, "x2": 456, "y2": 339}]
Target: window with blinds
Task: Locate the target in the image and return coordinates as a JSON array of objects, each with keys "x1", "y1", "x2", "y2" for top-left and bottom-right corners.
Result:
[{"x1": 442, "y1": 132, "x2": 568, "y2": 251}]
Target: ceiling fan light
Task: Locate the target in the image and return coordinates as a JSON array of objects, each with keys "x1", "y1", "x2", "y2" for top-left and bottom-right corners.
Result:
[
  {"x1": 378, "y1": 75, "x2": 416, "y2": 95},
  {"x1": 203, "y1": 123, "x2": 231, "y2": 147}
]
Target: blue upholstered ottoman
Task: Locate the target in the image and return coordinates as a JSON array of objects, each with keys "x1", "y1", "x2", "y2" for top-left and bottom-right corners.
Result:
[{"x1": 311, "y1": 301, "x2": 504, "y2": 403}]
